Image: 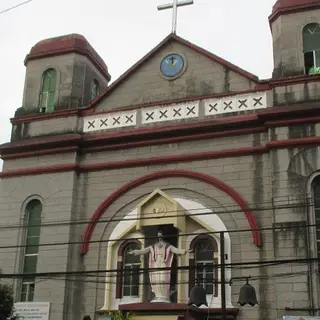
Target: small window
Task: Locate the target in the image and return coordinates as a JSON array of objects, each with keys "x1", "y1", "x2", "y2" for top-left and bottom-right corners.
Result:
[
  {"x1": 39, "y1": 69, "x2": 56, "y2": 113},
  {"x1": 189, "y1": 235, "x2": 218, "y2": 296},
  {"x1": 123, "y1": 243, "x2": 140, "y2": 297},
  {"x1": 20, "y1": 200, "x2": 42, "y2": 302},
  {"x1": 116, "y1": 240, "x2": 141, "y2": 299},
  {"x1": 91, "y1": 79, "x2": 100, "y2": 100},
  {"x1": 303, "y1": 23, "x2": 320, "y2": 75},
  {"x1": 195, "y1": 239, "x2": 215, "y2": 295}
]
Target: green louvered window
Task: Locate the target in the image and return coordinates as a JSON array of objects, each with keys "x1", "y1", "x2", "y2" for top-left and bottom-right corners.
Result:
[
  {"x1": 39, "y1": 69, "x2": 56, "y2": 113},
  {"x1": 91, "y1": 79, "x2": 100, "y2": 100},
  {"x1": 20, "y1": 200, "x2": 42, "y2": 302},
  {"x1": 303, "y1": 23, "x2": 320, "y2": 75}
]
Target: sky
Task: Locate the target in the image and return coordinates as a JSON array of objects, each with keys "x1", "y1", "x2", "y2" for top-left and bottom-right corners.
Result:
[{"x1": 0, "y1": 0, "x2": 276, "y2": 162}]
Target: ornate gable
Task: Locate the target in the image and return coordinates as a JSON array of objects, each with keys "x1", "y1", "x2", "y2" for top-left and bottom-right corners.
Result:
[
  {"x1": 91, "y1": 33, "x2": 259, "y2": 113},
  {"x1": 82, "y1": 34, "x2": 266, "y2": 135}
]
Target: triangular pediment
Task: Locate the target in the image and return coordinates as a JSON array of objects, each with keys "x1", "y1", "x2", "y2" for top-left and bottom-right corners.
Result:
[
  {"x1": 136, "y1": 189, "x2": 185, "y2": 231},
  {"x1": 90, "y1": 33, "x2": 259, "y2": 112}
]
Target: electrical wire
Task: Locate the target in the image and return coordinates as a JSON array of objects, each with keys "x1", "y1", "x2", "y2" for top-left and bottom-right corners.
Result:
[
  {"x1": 0, "y1": 220, "x2": 314, "y2": 251},
  {"x1": 0, "y1": 0, "x2": 33, "y2": 15},
  {"x1": 0, "y1": 256, "x2": 319, "y2": 279},
  {"x1": 0, "y1": 200, "x2": 311, "y2": 230}
]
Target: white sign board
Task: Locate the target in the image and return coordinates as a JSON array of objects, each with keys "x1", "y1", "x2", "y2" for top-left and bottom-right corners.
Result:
[
  {"x1": 14, "y1": 302, "x2": 50, "y2": 320},
  {"x1": 283, "y1": 317, "x2": 320, "y2": 320}
]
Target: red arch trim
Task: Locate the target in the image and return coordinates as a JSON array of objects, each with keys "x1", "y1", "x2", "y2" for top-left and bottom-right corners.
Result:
[{"x1": 80, "y1": 170, "x2": 262, "y2": 254}]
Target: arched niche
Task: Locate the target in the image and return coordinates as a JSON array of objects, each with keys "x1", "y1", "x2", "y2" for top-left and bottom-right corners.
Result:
[{"x1": 101, "y1": 195, "x2": 232, "y2": 311}]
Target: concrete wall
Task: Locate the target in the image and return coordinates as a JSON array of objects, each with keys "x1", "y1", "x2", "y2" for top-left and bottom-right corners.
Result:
[
  {"x1": 0, "y1": 124, "x2": 315, "y2": 320},
  {"x1": 0, "y1": 170, "x2": 77, "y2": 320}
]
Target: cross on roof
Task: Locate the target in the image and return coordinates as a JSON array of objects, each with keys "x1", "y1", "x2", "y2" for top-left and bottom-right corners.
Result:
[{"x1": 157, "y1": 0, "x2": 194, "y2": 34}]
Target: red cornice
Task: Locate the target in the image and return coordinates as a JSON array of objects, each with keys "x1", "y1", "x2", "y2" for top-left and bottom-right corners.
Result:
[
  {"x1": 269, "y1": 2, "x2": 320, "y2": 24},
  {"x1": 24, "y1": 33, "x2": 111, "y2": 81},
  {"x1": 269, "y1": 74, "x2": 320, "y2": 86},
  {"x1": 4, "y1": 105, "x2": 320, "y2": 160},
  {"x1": 0, "y1": 133, "x2": 81, "y2": 154},
  {"x1": 79, "y1": 145, "x2": 267, "y2": 173},
  {"x1": 82, "y1": 127, "x2": 266, "y2": 154},
  {"x1": 80, "y1": 170, "x2": 262, "y2": 254},
  {"x1": 258, "y1": 103, "x2": 320, "y2": 119},
  {"x1": 3, "y1": 135, "x2": 320, "y2": 178},
  {"x1": 0, "y1": 164, "x2": 76, "y2": 178},
  {"x1": 265, "y1": 115, "x2": 320, "y2": 127},
  {"x1": 267, "y1": 136, "x2": 320, "y2": 148},
  {"x1": 0, "y1": 145, "x2": 267, "y2": 178},
  {"x1": 8, "y1": 73, "x2": 320, "y2": 124},
  {"x1": 0, "y1": 127, "x2": 265, "y2": 160},
  {"x1": 1, "y1": 146, "x2": 78, "y2": 160},
  {"x1": 25, "y1": 48, "x2": 111, "y2": 81},
  {"x1": 10, "y1": 109, "x2": 78, "y2": 125}
]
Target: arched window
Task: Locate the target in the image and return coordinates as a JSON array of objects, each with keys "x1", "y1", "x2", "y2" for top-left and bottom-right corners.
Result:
[
  {"x1": 20, "y1": 200, "x2": 42, "y2": 302},
  {"x1": 91, "y1": 79, "x2": 100, "y2": 100},
  {"x1": 116, "y1": 240, "x2": 141, "y2": 299},
  {"x1": 303, "y1": 23, "x2": 320, "y2": 75},
  {"x1": 312, "y1": 176, "x2": 320, "y2": 258},
  {"x1": 39, "y1": 69, "x2": 56, "y2": 113},
  {"x1": 189, "y1": 235, "x2": 218, "y2": 296}
]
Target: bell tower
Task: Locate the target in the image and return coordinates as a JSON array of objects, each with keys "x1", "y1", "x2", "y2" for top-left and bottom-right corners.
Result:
[
  {"x1": 17, "y1": 33, "x2": 111, "y2": 116},
  {"x1": 269, "y1": 0, "x2": 320, "y2": 78}
]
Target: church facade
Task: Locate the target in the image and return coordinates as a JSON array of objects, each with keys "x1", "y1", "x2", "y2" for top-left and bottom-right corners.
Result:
[{"x1": 1, "y1": 0, "x2": 320, "y2": 319}]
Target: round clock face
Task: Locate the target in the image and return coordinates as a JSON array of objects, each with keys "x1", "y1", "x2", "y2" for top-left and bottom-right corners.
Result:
[{"x1": 160, "y1": 54, "x2": 185, "y2": 78}]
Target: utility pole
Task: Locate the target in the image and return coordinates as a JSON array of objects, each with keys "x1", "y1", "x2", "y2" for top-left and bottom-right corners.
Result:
[{"x1": 220, "y1": 231, "x2": 226, "y2": 320}]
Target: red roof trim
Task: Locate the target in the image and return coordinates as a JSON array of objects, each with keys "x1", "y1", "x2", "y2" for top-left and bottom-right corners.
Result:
[
  {"x1": 25, "y1": 48, "x2": 111, "y2": 81},
  {"x1": 24, "y1": 33, "x2": 111, "y2": 81},
  {"x1": 269, "y1": 2, "x2": 320, "y2": 24}
]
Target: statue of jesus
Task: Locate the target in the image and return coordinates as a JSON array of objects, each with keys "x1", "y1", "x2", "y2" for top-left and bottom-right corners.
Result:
[{"x1": 129, "y1": 230, "x2": 191, "y2": 303}]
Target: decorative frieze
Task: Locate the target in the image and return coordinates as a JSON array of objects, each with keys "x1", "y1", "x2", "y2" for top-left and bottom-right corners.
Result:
[
  {"x1": 83, "y1": 111, "x2": 137, "y2": 133},
  {"x1": 141, "y1": 101, "x2": 199, "y2": 124},
  {"x1": 82, "y1": 92, "x2": 267, "y2": 133},
  {"x1": 204, "y1": 92, "x2": 267, "y2": 116}
]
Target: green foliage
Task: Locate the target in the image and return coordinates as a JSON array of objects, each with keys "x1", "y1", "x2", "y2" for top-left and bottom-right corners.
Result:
[
  {"x1": 102, "y1": 311, "x2": 135, "y2": 320},
  {"x1": 0, "y1": 283, "x2": 14, "y2": 319}
]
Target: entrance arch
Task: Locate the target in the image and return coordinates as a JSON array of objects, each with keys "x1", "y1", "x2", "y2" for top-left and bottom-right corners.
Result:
[{"x1": 80, "y1": 169, "x2": 261, "y2": 254}]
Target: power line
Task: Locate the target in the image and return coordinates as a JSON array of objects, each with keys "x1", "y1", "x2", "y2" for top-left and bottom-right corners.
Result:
[
  {"x1": 0, "y1": 220, "x2": 315, "y2": 251},
  {"x1": 0, "y1": 256, "x2": 318, "y2": 279},
  {"x1": 30, "y1": 268, "x2": 318, "y2": 287},
  {"x1": 0, "y1": 0, "x2": 33, "y2": 15},
  {"x1": 0, "y1": 200, "x2": 310, "y2": 230}
]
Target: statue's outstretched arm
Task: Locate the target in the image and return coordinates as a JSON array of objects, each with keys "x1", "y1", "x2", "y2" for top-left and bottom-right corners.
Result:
[
  {"x1": 129, "y1": 247, "x2": 150, "y2": 256},
  {"x1": 169, "y1": 245, "x2": 189, "y2": 255}
]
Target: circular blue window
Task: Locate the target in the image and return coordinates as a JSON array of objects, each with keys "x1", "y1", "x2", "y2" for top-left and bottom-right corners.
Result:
[{"x1": 160, "y1": 54, "x2": 185, "y2": 78}]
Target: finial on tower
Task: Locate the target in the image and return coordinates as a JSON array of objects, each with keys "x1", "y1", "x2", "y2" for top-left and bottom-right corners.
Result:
[{"x1": 157, "y1": 0, "x2": 194, "y2": 34}]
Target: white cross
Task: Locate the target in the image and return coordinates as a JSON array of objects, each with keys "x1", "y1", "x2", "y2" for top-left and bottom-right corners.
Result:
[{"x1": 157, "y1": 0, "x2": 194, "y2": 34}]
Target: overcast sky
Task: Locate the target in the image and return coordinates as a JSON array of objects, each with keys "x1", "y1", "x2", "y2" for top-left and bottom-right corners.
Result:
[{"x1": 0, "y1": 0, "x2": 276, "y2": 162}]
